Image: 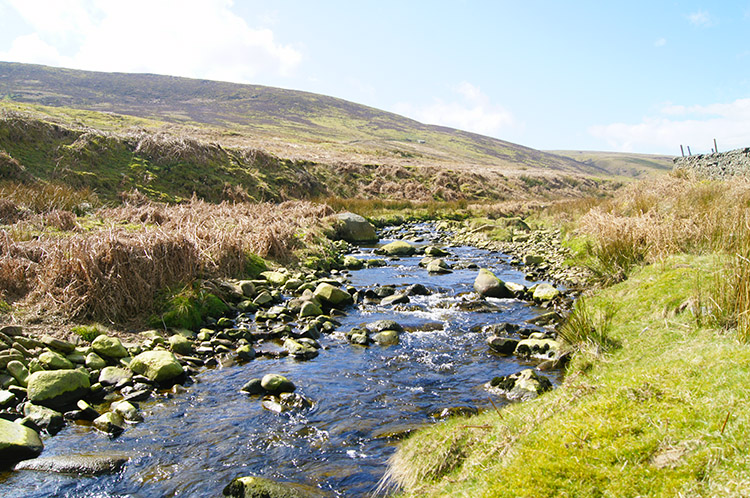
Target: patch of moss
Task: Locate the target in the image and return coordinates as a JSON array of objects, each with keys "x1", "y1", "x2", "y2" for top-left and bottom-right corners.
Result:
[
  {"x1": 71, "y1": 324, "x2": 105, "y2": 342},
  {"x1": 243, "y1": 252, "x2": 268, "y2": 278},
  {"x1": 150, "y1": 284, "x2": 230, "y2": 330}
]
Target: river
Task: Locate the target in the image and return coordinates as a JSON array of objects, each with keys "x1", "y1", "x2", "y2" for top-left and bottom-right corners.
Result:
[{"x1": 0, "y1": 222, "x2": 562, "y2": 497}]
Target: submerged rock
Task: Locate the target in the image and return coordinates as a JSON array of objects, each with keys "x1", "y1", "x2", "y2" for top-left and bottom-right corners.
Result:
[
  {"x1": 14, "y1": 452, "x2": 129, "y2": 475},
  {"x1": 93, "y1": 412, "x2": 125, "y2": 436},
  {"x1": 372, "y1": 330, "x2": 400, "y2": 346},
  {"x1": 260, "y1": 374, "x2": 296, "y2": 395},
  {"x1": 0, "y1": 418, "x2": 43, "y2": 468},
  {"x1": 223, "y1": 474, "x2": 324, "y2": 498}
]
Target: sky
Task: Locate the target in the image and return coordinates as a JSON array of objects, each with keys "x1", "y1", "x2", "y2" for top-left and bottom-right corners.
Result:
[{"x1": 0, "y1": 1, "x2": 749, "y2": 155}]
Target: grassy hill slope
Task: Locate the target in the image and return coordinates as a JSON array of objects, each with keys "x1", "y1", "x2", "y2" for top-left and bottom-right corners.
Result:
[
  {"x1": 549, "y1": 150, "x2": 675, "y2": 179},
  {"x1": 0, "y1": 61, "x2": 606, "y2": 176}
]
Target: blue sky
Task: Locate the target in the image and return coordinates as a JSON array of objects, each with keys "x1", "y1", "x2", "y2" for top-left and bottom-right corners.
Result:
[{"x1": 0, "y1": 0, "x2": 748, "y2": 155}]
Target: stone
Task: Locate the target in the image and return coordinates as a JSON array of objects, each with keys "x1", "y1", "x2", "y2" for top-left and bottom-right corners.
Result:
[
  {"x1": 313, "y1": 283, "x2": 353, "y2": 307},
  {"x1": 38, "y1": 350, "x2": 74, "y2": 370},
  {"x1": 66, "y1": 352, "x2": 87, "y2": 365},
  {"x1": 0, "y1": 390, "x2": 16, "y2": 408},
  {"x1": 299, "y1": 301, "x2": 323, "y2": 318},
  {"x1": 524, "y1": 254, "x2": 545, "y2": 265},
  {"x1": 22, "y1": 403, "x2": 64, "y2": 435},
  {"x1": 168, "y1": 334, "x2": 194, "y2": 355},
  {"x1": 99, "y1": 366, "x2": 133, "y2": 387},
  {"x1": 504, "y1": 281, "x2": 527, "y2": 296},
  {"x1": 27, "y1": 369, "x2": 90, "y2": 410},
  {"x1": 85, "y1": 352, "x2": 107, "y2": 370},
  {"x1": 381, "y1": 293, "x2": 410, "y2": 306},
  {"x1": 262, "y1": 393, "x2": 313, "y2": 413},
  {"x1": 514, "y1": 338, "x2": 561, "y2": 359},
  {"x1": 223, "y1": 475, "x2": 322, "y2": 498},
  {"x1": 380, "y1": 240, "x2": 416, "y2": 256},
  {"x1": 260, "y1": 374, "x2": 296, "y2": 395},
  {"x1": 261, "y1": 271, "x2": 289, "y2": 286},
  {"x1": 487, "y1": 336, "x2": 520, "y2": 355},
  {"x1": 236, "y1": 344, "x2": 256, "y2": 361},
  {"x1": 13, "y1": 453, "x2": 129, "y2": 475},
  {"x1": 253, "y1": 291, "x2": 274, "y2": 306},
  {"x1": 40, "y1": 335, "x2": 76, "y2": 354},
  {"x1": 342, "y1": 255, "x2": 364, "y2": 270},
  {"x1": 6, "y1": 360, "x2": 29, "y2": 387},
  {"x1": 527, "y1": 311, "x2": 563, "y2": 326},
  {"x1": 238, "y1": 280, "x2": 256, "y2": 298},
  {"x1": 372, "y1": 330, "x2": 400, "y2": 346},
  {"x1": 92, "y1": 335, "x2": 128, "y2": 359},
  {"x1": 426, "y1": 259, "x2": 452, "y2": 274},
  {"x1": 533, "y1": 283, "x2": 561, "y2": 301},
  {"x1": 406, "y1": 283, "x2": 430, "y2": 296},
  {"x1": 112, "y1": 400, "x2": 142, "y2": 423},
  {"x1": 424, "y1": 245, "x2": 449, "y2": 257},
  {"x1": 240, "y1": 378, "x2": 264, "y2": 395},
  {"x1": 473, "y1": 269, "x2": 513, "y2": 298},
  {"x1": 488, "y1": 369, "x2": 552, "y2": 401},
  {"x1": 283, "y1": 339, "x2": 319, "y2": 360},
  {"x1": 0, "y1": 418, "x2": 43, "y2": 468},
  {"x1": 93, "y1": 412, "x2": 125, "y2": 436},
  {"x1": 334, "y1": 212, "x2": 378, "y2": 243},
  {"x1": 128, "y1": 351, "x2": 184, "y2": 384}
]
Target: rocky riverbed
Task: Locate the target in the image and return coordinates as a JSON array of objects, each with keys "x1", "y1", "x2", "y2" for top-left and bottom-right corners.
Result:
[{"x1": 0, "y1": 219, "x2": 573, "y2": 497}]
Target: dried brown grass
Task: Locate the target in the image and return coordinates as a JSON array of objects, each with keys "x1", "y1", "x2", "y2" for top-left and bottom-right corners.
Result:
[{"x1": 0, "y1": 198, "x2": 333, "y2": 322}]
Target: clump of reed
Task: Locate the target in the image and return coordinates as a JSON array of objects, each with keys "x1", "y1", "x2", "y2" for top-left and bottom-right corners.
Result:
[{"x1": 0, "y1": 196, "x2": 333, "y2": 322}]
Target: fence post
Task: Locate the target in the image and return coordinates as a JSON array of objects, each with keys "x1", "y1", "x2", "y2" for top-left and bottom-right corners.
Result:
[
  {"x1": 714, "y1": 138, "x2": 718, "y2": 154},
  {"x1": 680, "y1": 145, "x2": 685, "y2": 157},
  {"x1": 688, "y1": 146, "x2": 692, "y2": 156}
]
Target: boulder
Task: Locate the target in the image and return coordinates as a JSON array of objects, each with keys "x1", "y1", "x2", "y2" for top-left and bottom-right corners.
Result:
[
  {"x1": 426, "y1": 259, "x2": 452, "y2": 274},
  {"x1": 240, "y1": 378, "x2": 264, "y2": 395},
  {"x1": 112, "y1": 400, "x2": 142, "y2": 423},
  {"x1": 299, "y1": 301, "x2": 323, "y2": 318},
  {"x1": 236, "y1": 344, "x2": 256, "y2": 361},
  {"x1": 342, "y1": 255, "x2": 364, "y2": 270},
  {"x1": 473, "y1": 269, "x2": 513, "y2": 298},
  {"x1": 380, "y1": 240, "x2": 416, "y2": 256},
  {"x1": 261, "y1": 271, "x2": 289, "y2": 286},
  {"x1": 524, "y1": 254, "x2": 545, "y2": 266},
  {"x1": 93, "y1": 412, "x2": 125, "y2": 436},
  {"x1": 6, "y1": 360, "x2": 29, "y2": 387},
  {"x1": 381, "y1": 293, "x2": 410, "y2": 306},
  {"x1": 91, "y1": 335, "x2": 129, "y2": 359},
  {"x1": 488, "y1": 369, "x2": 552, "y2": 401},
  {"x1": 424, "y1": 246, "x2": 449, "y2": 257},
  {"x1": 128, "y1": 351, "x2": 184, "y2": 384},
  {"x1": 372, "y1": 330, "x2": 400, "y2": 346},
  {"x1": 366, "y1": 320, "x2": 404, "y2": 334},
  {"x1": 38, "y1": 350, "x2": 74, "y2": 370},
  {"x1": 0, "y1": 419, "x2": 43, "y2": 468},
  {"x1": 313, "y1": 283, "x2": 353, "y2": 308},
  {"x1": 532, "y1": 283, "x2": 561, "y2": 301},
  {"x1": 22, "y1": 403, "x2": 64, "y2": 435},
  {"x1": 27, "y1": 369, "x2": 90, "y2": 410},
  {"x1": 260, "y1": 374, "x2": 295, "y2": 395},
  {"x1": 85, "y1": 352, "x2": 107, "y2": 370},
  {"x1": 40, "y1": 335, "x2": 76, "y2": 354},
  {"x1": 168, "y1": 334, "x2": 194, "y2": 356},
  {"x1": 223, "y1": 475, "x2": 323, "y2": 498},
  {"x1": 98, "y1": 366, "x2": 132, "y2": 387},
  {"x1": 14, "y1": 453, "x2": 129, "y2": 475},
  {"x1": 335, "y1": 212, "x2": 378, "y2": 243},
  {"x1": 283, "y1": 339, "x2": 318, "y2": 360},
  {"x1": 487, "y1": 336, "x2": 519, "y2": 355}
]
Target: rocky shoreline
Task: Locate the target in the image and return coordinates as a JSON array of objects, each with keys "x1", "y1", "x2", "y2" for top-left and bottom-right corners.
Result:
[{"x1": 1, "y1": 214, "x2": 577, "y2": 496}]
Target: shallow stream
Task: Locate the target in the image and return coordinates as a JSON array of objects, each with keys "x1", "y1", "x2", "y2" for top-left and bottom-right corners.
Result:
[{"x1": 0, "y1": 223, "x2": 562, "y2": 497}]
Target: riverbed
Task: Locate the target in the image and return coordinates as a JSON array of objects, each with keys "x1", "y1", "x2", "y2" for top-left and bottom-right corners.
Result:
[{"x1": 0, "y1": 223, "x2": 562, "y2": 497}]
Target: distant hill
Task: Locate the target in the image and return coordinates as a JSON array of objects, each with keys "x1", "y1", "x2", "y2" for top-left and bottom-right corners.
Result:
[
  {"x1": 547, "y1": 150, "x2": 674, "y2": 178},
  {"x1": 0, "y1": 62, "x2": 672, "y2": 203}
]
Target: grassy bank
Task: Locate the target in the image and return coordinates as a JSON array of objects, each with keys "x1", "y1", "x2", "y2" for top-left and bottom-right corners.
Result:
[{"x1": 386, "y1": 175, "x2": 750, "y2": 497}]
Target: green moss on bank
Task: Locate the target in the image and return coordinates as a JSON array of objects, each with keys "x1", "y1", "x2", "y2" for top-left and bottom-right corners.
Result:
[{"x1": 389, "y1": 255, "x2": 750, "y2": 497}]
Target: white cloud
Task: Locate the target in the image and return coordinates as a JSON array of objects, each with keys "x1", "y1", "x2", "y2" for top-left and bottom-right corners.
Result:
[
  {"x1": 654, "y1": 37, "x2": 667, "y2": 47},
  {"x1": 0, "y1": 0, "x2": 302, "y2": 83},
  {"x1": 687, "y1": 10, "x2": 715, "y2": 27},
  {"x1": 394, "y1": 82, "x2": 515, "y2": 137},
  {"x1": 589, "y1": 98, "x2": 750, "y2": 154}
]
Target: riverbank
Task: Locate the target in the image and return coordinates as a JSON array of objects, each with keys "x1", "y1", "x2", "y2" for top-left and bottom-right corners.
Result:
[{"x1": 386, "y1": 175, "x2": 750, "y2": 497}]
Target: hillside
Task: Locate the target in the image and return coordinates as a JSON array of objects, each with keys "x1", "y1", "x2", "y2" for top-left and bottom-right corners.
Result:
[
  {"x1": 548, "y1": 150, "x2": 674, "y2": 178},
  {"x1": 0, "y1": 61, "x2": 607, "y2": 176}
]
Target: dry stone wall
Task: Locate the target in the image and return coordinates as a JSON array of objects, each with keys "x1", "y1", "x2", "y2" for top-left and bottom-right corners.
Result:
[{"x1": 673, "y1": 147, "x2": 750, "y2": 179}]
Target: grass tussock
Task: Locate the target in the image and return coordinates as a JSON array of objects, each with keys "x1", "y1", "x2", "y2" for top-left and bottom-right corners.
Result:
[
  {"x1": 0, "y1": 198, "x2": 333, "y2": 323},
  {"x1": 558, "y1": 296, "x2": 619, "y2": 355}
]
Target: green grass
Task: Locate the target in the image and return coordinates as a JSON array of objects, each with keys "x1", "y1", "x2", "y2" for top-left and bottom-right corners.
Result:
[{"x1": 389, "y1": 255, "x2": 750, "y2": 497}]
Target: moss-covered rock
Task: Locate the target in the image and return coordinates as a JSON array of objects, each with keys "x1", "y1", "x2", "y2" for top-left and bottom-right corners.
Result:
[
  {"x1": 473, "y1": 268, "x2": 513, "y2": 298},
  {"x1": 27, "y1": 369, "x2": 90, "y2": 410},
  {"x1": 313, "y1": 283, "x2": 353, "y2": 307},
  {"x1": 223, "y1": 475, "x2": 323, "y2": 498},
  {"x1": 380, "y1": 240, "x2": 416, "y2": 256},
  {"x1": 0, "y1": 419, "x2": 43, "y2": 468},
  {"x1": 91, "y1": 335, "x2": 128, "y2": 359},
  {"x1": 128, "y1": 350, "x2": 184, "y2": 384}
]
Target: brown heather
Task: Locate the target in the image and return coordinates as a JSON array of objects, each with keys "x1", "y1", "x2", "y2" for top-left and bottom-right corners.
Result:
[{"x1": 0, "y1": 195, "x2": 332, "y2": 323}]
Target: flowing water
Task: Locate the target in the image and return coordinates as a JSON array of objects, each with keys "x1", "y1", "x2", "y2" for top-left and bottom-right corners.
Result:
[{"x1": 0, "y1": 223, "x2": 562, "y2": 497}]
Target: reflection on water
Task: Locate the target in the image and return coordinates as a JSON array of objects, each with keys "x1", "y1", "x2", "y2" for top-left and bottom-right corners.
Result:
[{"x1": 1, "y1": 224, "x2": 561, "y2": 497}]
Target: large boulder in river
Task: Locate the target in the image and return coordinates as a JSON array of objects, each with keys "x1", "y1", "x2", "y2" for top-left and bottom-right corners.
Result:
[
  {"x1": 128, "y1": 350, "x2": 184, "y2": 384},
  {"x1": 27, "y1": 369, "x2": 90, "y2": 410},
  {"x1": 0, "y1": 418, "x2": 44, "y2": 468},
  {"x1": 14, "y1": 452, "x2": 130, "y2": 475},
  {"x1": 223, "y1": 475, "x2": 324, "y2": 498},
  {"x1": 473, "y1": 269, "x2": 513, "y2": 298},
  {"x1": 335, "y1": 212, "x2": 378, "y2": 243}
]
